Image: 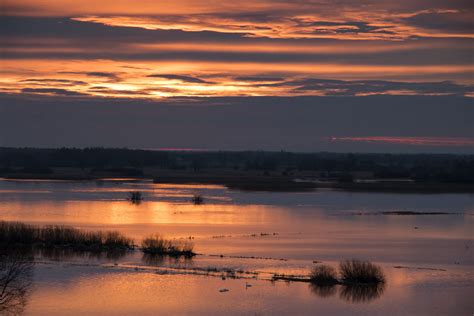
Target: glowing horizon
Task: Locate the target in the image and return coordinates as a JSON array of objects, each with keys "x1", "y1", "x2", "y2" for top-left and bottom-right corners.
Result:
[{"x1": 0, "y1": 0, "x2": 473, "y2": 152}]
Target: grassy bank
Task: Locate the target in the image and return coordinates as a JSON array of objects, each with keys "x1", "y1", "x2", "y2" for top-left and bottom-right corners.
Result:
[
  {"x1": 141, "y1": 234, "x2": 195, "y2": 257},
  {"x1": 153, "y1": 172, "x2": 318, "y2": 191},
  {"x1": 0, "y1": 222, "x2": 196, "y2": 257},
  {"x1": 0, "y1": 222, "x2": 134, "y2": 251},
  {"x1": 2, "y1": 167, "x2": 472, "y2": 193}
]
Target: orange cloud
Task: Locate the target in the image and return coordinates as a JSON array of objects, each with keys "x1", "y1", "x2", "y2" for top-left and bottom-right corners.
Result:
[
  {"x1": 1, "y1": 58, "x2": 472, "y2": 99},
  {"x1": 72, "y1": 14, "x2": 474, "y2": 41},
  {"x1": 4, "y1": 0, "x2": 473, "y2": 40},
  {"x1": 2, "y1": 1, "x2": 473, "y2": 99}
]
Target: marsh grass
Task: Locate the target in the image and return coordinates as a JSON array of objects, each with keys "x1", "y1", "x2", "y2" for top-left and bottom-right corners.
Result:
[
  {"x1": 309, "y1": 264, "x2": 339, "y2": 285},
  {"x1": 141, "y1": 234, "x2": 195, "y2": 257},
  {"x1": 339, "y1": 260, "x2": 385, "y2": 284},
  {"x1": 0, "y1": 221, "x2": 134, "y2": 251}
]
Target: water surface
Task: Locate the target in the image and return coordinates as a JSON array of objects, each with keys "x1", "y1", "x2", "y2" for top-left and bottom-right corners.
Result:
[{"x1": 1, "y1": 179, "x2": 473, "y2": 315}]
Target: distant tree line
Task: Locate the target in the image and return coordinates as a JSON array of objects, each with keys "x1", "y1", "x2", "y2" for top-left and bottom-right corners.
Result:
[{"x1": 0, "y1": 147, "x2": 473, "y2": 183}]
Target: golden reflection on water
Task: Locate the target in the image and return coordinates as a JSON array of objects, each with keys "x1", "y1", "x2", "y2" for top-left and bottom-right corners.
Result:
[
  {"x1": 1, "y1": 182, "x2": 473, "y2": 268},
  {"x1": 0, "y1": 198, "x2": 471, "y2": 246},
  {"x1": 0, "y1": 201, "x2": 285, "y2": 226}
]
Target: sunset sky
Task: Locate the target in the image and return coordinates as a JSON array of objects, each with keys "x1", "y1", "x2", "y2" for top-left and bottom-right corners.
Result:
[{"x1": 1, "y1": 0, "x2": 473, "y2": 152}]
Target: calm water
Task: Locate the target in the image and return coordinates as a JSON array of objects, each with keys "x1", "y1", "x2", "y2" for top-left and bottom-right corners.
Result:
[{"x1": 1, "y1": 179, "x2": 473, "y2": 315}]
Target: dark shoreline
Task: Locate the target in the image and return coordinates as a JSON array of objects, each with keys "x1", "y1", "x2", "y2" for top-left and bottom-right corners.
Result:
[
  {"x1": 1, "y1": 147, "x2": 472, "y2": 192},
  {"x1": 1, "y1": 170, "x2": 473, "y2": 193}
]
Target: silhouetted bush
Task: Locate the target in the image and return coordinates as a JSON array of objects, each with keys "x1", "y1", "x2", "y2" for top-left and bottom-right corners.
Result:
[
  {"x1": 339, "y1": 260, "x2": 385, "y2": 284},
  {"x1": 141, "y1": 234, "x2": 195, "y2": 257},
  {"x1": 309, "y1": 265, "x2": 338, "y2": 285}
]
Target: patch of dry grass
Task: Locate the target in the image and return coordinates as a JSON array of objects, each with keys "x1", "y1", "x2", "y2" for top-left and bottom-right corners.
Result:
[
  {"x1": 0, "y1": 221, "x2": 134, "y2": 251},
  {"x1": 141, "y1": 234, "x2": 195, "y2": 257}
]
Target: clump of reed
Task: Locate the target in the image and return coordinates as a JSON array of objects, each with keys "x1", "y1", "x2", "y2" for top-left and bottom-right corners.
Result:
[
  {"x1": 309, "y1": 264, "x2": 338, "y2": 285},
  {"x1": 128, "y1": 191, "x2": 143, "y2": 204},
  {"x1": 0, "y1": 222, "x2": 36, "y2": 245},
  {"x1": 191, "y1": 194, "x2": 204, "y2": 205},
  {"x1": 0, "y1": 221, "x2": 134, "y2": 251},
  {"x1": 141, "y1": 234, "x2": 195, "y2": 257},
  {"x1": 339, "y1": 259, "x2": 385, "y2": 284}
]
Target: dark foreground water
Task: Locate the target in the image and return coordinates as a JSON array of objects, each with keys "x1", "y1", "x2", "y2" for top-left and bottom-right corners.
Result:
[{"x1": 0, "y1": 179, "x2": 473, "y2": 315}]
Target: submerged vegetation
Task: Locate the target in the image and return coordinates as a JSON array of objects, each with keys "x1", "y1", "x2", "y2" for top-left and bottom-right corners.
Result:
[{"x1": 141, "y1": 234, "x2": 195, "y2": 257}]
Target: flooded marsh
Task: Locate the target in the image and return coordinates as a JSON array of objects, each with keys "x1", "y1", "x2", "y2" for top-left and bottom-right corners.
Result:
[{"x1": 0, "y1": 179, "x2": 472, "y2": 315}]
